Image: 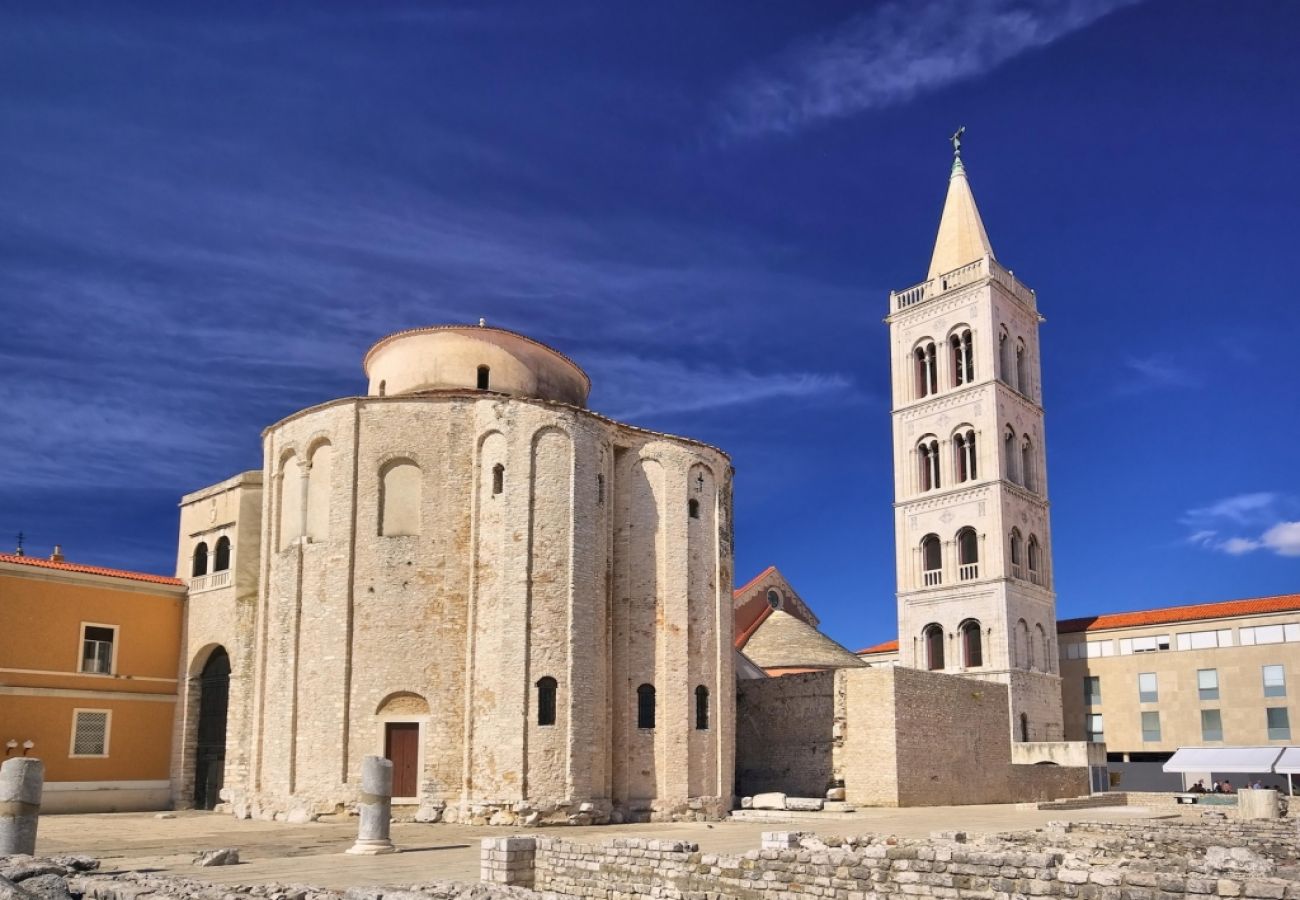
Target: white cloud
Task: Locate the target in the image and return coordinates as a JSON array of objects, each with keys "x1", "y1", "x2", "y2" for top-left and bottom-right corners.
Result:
[
  {"x1": 1184, "y1": 492, "x2": 1280, "y2": 526},
  {"x1": 1221, "y1": 537, "x2": 1261, "y2": 556},
  {"x1": 717, "y1": 0, "x2": 1143, "y2": 139},
  {"x1": 1262, "y1": 522, "x2": 1300, "y2": 558},
  {"x1": 1182, "y1": 494, "x2": 1300, "y2": 560}
]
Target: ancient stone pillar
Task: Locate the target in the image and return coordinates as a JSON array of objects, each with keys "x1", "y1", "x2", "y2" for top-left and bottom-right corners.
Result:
[
  {"x1": 0, "y1": 757, "x2": 44, "y2": 855},
  {"x1": 346, "y1": 756, "x2": 395, "y2": 855},
  {"x1": 1237, "y1": 788, "x2": 1281, "y2": 820}
]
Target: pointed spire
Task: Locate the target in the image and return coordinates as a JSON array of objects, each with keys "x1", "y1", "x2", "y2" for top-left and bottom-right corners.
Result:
[{"x1": 926, "y1": 128, "x2": 994, "y2": 280}]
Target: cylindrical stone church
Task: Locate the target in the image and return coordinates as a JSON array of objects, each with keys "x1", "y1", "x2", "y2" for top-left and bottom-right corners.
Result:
[{"x1": 175, "y1": 324, "x2": 735, "y2": 825}]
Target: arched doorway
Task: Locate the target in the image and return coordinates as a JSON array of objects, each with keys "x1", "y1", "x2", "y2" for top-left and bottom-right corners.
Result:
[{"x1": 194, "y1": 647, "x2": 230, "y2": 810}]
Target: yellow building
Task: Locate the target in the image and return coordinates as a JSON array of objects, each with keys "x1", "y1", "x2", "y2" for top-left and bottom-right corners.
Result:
[{"x1": 0, "y1": 549, "x2": 186, "y2": 812}]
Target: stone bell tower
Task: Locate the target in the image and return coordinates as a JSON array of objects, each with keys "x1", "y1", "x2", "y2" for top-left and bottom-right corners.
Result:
[{"x1": 886, "y1": 132, "x2": 1064, "y2": 742}]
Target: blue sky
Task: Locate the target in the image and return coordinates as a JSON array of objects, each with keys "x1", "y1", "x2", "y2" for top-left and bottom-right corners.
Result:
[{"x1": 1, "y1": 1, "x2": 1298, "y2": 652}]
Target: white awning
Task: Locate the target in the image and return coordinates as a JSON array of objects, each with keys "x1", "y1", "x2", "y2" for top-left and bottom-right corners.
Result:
[
  {"x1": 1163, "y1": 747, "x2": 1284, "y2": 773},
  {"x1": 1274, "y1": 748, "x2": 1300, "y2": 774}
]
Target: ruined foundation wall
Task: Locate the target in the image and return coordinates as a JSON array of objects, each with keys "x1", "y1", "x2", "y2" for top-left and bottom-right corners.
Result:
[{"x1": 735, "y1": 671, "x2": 836, "y2": 798}]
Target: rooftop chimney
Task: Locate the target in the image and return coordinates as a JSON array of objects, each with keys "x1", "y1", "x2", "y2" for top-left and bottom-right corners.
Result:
[{"x1": 50, "y1": 545, "x2": 65, "y2": 562}]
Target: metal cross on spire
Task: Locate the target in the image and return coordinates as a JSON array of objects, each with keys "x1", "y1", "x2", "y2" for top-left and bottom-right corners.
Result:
[{"x1": 950, "y1": 125, "x2": 965, "y2": 157}]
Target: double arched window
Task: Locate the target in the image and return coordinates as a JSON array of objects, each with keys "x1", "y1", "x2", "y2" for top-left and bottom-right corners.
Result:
[
  {"x1": 924, "y1": 623, "x2": 944, "y2": 671},
  {"x1": 949, "y1": 328, "x2": 974, "y2": 387},
  {"x1": 918, "y1": 438, "x2": 941, "y2": 491},
  {"x1": 960, "y1": 619, "x2": 983, "y2": 668},
  {"x1": 957, "y1": 528, "x2": 979, "y2": 580},
  {"x1": 914, "y1": 341, "x2": 938, "y2": 398},
  {"x1": 953, "y1": 429, "x2": 977, "y2": 483},
  {"x1": 921, "y1": 534, "x2": 942, "y2": 586}
]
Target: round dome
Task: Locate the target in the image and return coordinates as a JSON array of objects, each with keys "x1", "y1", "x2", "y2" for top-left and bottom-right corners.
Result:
[{"x1": 363, "y1": 324, "x2": 590, "y2": 407}]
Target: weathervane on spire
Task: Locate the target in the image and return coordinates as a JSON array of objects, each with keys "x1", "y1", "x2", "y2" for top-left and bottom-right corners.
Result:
[{"x1": 950, "y1": 125, "x2": 965, "y2": 158}]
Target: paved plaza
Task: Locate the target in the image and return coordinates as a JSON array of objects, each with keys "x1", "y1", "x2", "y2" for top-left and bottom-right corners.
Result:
[{"x1": 34, "y1": 804, "x2": 1167, "y2": 890}]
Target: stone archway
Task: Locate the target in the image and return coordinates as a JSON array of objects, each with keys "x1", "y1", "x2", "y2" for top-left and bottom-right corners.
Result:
[{"x1": 194, "y1": 647, "x2": 230, "y2": 810}]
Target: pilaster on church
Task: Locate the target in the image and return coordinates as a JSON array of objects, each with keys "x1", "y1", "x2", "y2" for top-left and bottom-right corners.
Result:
[{"x1": 887, "y1": 136, "x2": 1064, "y2": 742}]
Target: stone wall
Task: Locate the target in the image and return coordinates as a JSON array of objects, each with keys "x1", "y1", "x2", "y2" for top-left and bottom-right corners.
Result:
[{"x1": 735, "y1": 671, "x2": 835, "y2": 797}]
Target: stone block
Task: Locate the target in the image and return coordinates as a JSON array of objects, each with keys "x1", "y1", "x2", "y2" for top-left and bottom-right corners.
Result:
[
  {"x1": 752, "y1": 792, "x2": 787, "y2": 810},
  {"x1": 786, "y1": 797, "x2": 824, "y2": 812}
]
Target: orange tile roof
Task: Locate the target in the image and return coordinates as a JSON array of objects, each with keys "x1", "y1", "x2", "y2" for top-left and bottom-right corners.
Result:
[
  {"x1": 856, "y1": 639, "x2": 899, "y2": 655},
  {"x1": 1057, "y1": 593, "x2": 1300, "y2": 634},
  {"x1": 733, "y1": 565, "x2": 777, "y2": 599},
  {"x1": 734, "y1": 603, "x2": 774, "y2": 650},
  {"x1": 0, "y1": 552, "x2": 183, "y2": 587}
]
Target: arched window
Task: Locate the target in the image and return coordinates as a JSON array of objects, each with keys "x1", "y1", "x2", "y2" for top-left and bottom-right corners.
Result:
[
  {"x1": 688, "y1": 498, "x2": 700, "y2": 519},
  {"x1": 305, "y1": 442, "x2": 333, "y2": 541},
  {"x1": 1019, "y1": 712, "x2": 1030, "y2": 742},
  {"x1": 636, "y1": 684, "x2": 656, "y2": 729},
  {"x1": 192, "y1": 541, "x2": 209, "y2": 578},
  {"x1": 961, "y1": 620, "x2": 983, "y2": 668},
  {"x1": 1027, "y1": 535, "x2": 1042, "y2": 585},
  {"x1": 953, "y1": 429, "x2": 977, "y2": 483},
  {"x1": 213, "y1": 536, "x2": 231, "y2": 572},
  {"x1": 914, "y1": 341, "x2": 937, "y2": 398},
  {"x1": 536, "y1": 676, "x2": 557, "y2": 726},
  {"x1": 998, "y1": 327, "x2": 1011, "y2": 386},
  {"x1": 378, "y1": 380, "x2": 386, "y2": 397},
  {"x1": 949, "y1": 329, "x2": 974, "y2": 387},
  {"x1": 1004, "y1": 426, "x2": 1019, "y2": 484},
  {"x1": 1009, "y1": 528, "x2": 1024, "y2": 579},
  {"x1": 924, "y1": 623, "x2": 945, "y2": 671},
  {"x1": 380, "y1": 460, "x2": 422, "y2": 536},
  {"x1": 1015, "y1": 340, "x2": 1028, "y2": 397},
  {"x1": 695, "y1": 685, "x2": 709, "y2": 730},
  {"x1": 957, "y1": 528, "x2": 979, "y2": 580},
  {"x1": 1021, "y1": 436, "x2": 1036, "y2": 492},
  {"x1": 1019, "y1": 619, "x2": 1034, "y2": 669},
  {"x1": 918, "y1": 438, "x2": 940, "y2": 491},
  {"x1": 492, "y1": 463, "x2": 504, "y2": 496},
  {"x1": 277, "y1": 452, "x2": 303, "y2": 551},
  {"x1": 1035, "y1": 624, "x2": 1048, "y2": 672},
  {"x1": 477, "y1": 365, "x2": 490, "y2": 390},
  {"x1": 766, "y1": 589, "x2": 780, "y2": 609},
  {"x1": 921, "y1": 534, "x2": 942, "y2": 586}
]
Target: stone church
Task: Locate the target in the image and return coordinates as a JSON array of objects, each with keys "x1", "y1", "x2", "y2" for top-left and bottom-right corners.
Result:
[{"x1": 172, "y1": 325, "x2": 734, "y2": 825}]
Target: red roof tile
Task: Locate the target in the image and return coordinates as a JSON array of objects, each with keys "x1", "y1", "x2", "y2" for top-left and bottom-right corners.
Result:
[
  {"x1": 733, "y1": 565, "x2": 777, "y2": 599},
  {"x1": 856, "y1": 639, "x2": 899, "y2": 655},
  {"x1": 1057, "y1": 593, "x2": 1300, "y2": 634},
  {"x1": 0, "y1": 553, "x2": 183, "y2": 587},
  {"x1": 734, "y1": 603, "x2": 774, "y2": 650}
]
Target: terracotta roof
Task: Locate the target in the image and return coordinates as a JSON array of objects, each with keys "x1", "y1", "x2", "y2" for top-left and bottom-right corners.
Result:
[
  {"x1": 1057, "y1": 593, "x2": 1300, "y2": 634},
  {"x1": 733, "y1": 565, "x2": 777, "y2": 599},
  {"x1": 857, "y1": 639, "x2": 899, "y2": 655},
  {"x1": 0, "y1": 553, "x2": 183, "y2": 587}
]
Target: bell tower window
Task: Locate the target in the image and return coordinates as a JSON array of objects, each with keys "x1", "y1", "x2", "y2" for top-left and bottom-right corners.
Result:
[{"x1": 914, "y1": 342, "x2": 937, "y2": 398}]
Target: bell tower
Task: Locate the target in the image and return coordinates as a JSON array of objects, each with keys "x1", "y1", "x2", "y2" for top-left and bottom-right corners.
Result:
[{"x1": 886, "y1": 132, "x2": 1063, "y2": 742}]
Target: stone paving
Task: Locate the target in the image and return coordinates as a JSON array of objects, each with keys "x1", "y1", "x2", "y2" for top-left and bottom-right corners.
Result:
[{"x1": 32, "y1": 804, "x2": 1166, "y2": 890}]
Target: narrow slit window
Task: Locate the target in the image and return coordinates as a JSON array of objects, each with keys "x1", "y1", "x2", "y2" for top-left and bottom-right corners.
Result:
[
  {"x1": 477, "y1": 365, "x2": 490, "y2": 390},
  {"x1": 637, "y1": 683, "x2": 656, "y2": 729},
  {"x1": 695, "y1": 685, "x2": 709, "y2": 730},
  {"x1": 492, "y1": 463, "x2": 504, "y2": 496},
  {"x1": 536, "y1": 676, "x2": 557, "y2": 726},
  {"x1": 688, "y1": 498, "x2": 700, "y2": 519}
]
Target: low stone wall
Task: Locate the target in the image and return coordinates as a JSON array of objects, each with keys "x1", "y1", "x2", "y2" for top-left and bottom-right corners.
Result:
[{"x1": 1008, "y1": 762, "x2": 1091, "y2": 803}]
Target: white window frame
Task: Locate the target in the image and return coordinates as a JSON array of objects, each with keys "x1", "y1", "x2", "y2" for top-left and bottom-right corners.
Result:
[
  {"x1": 1263, "y1": 664, "x2": 1287, "y2": 698},
  {"x1": 78, "y1": 622, "x2": 119, "y2": 676},
  {"x1": 69, "y1": 708, "x2": 112, "y2": 758},
  {"x1": 1138, "y1": 672, "x2": 1158, "y2": 703}
]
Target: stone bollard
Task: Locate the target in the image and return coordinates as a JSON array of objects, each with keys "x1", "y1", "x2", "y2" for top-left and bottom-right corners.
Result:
[
  {"x1": 0, "y1": 757, "x2": 44, "y2": 855},
  {"x1": 346, "y1": 756, "x2": 396, "y2": 855},
  {"x1": 1237, "y1": 788, "x2": 1281, "y2": 820}
]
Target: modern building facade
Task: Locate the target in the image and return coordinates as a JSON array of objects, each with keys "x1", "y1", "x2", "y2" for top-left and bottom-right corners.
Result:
[
  {"x1": 885, "y1": 143, "x2": 1064, "y2": 741},
  {"x1": 0, "y1": 549, "x2": 186, "y2": 812},
  {"x1": 175, "y1": 323, "x2": 736, "y2": 825}
]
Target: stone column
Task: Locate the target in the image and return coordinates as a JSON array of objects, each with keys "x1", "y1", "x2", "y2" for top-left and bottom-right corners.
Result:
[
  {"x1": 346, "y1": 756, "x2": 395, "y2": 855},
  {"x1": 1237, "y1": 788, "x2": 1280, "y2": 820},
  {"x1": 0, "y1": 757, "x2": 44, "y2": 855}
]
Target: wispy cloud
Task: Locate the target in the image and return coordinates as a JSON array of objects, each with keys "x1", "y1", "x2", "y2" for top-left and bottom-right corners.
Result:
[
  {"x1": 716, "y1": 0, "x2": 1142, "y2": 139},
  {"x1": 1120, "y1": 354, "x2": 1202, "y2": 393},
  {"x1": 1181, "y1": 492, "x2": 1300, "y2": 559}
]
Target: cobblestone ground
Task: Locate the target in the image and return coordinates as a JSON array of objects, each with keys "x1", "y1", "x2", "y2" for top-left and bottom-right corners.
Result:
[{"x1": 32, "y1": 804, "x2": 1165, "y2": 889}]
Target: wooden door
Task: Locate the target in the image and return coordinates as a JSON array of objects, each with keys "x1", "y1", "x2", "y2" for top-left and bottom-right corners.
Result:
[{"x1": 384, "y1": 722, "x2": 419, "y2": 798}]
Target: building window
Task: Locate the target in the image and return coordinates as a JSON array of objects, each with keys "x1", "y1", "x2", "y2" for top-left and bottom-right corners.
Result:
[
  {"x1": 636, "y1": 684, "x2": 656, "y2": 729},
  {"x1": 1085, "y1": 713, "x2": 1104, "y2": 743},
  {"x1": 1264, "y1": 665, "x2": 1287, "y2": 698},
  {"x1": 1084, "y1": 676, "x2": 1101, "y2": 706},
  {"x1": 213, "y1": 536, "x2": 231, "y2": 572},
  {"x1": 961, "y1": 620, "x2": 982, "y2": 668},
  {"x1": 921, "y1": 534, "x2": 942, "y2": 586},
  {"x1": 688, "y1": 498, "x2": 700, "y2": 519},
  {"x1": 597, "y1": 473, "x2": 604, "y2": 504},
  {"x1": 949, "y1": 329, "x2": 974, "y2": 387},
  {"x1": 998, "y1": 328, "x2": 1011, "y2": 386},
  {"x1": 1267, "y1": 707, "x2": 1291, "y2": 741},
  {"x1": 1027, "y1": 536, "x2": 1042, "y2": 585},
  {"x1": 477, "y1": 365, "x2": 490, "y2": 390},
  {"x1": 767, "y1": 589, "x2": 780, "y2": 609},
  {"x1": 918, "y1": 438, "x2": 940, "y2": 491},
  {"x1": 1176, "y1": 629, "x2": 1234, "y2": 650},
  {"x1": 1019, "y1": 712, "x2": 1030, "y2": 742},
  {"x1": 695, "y1": 685, "x2": 709, "y2": 730},
  {"x1": 1138, "y1": 672, "x2": 1158, "y2": 703},
  {"x1": 1240, "y1": 624, "x2": 1300, "y2": 645},
  {"x1": 1009, "y1": 528, "x2": 1023, "y2": 579},
  {"x1": 1020, "y1": 436, "x2": 1035, "y2": 492},
  {"x1": 1197, "y1": 668, "x2": 1219, "y2": 701},
  {"x1": 924, "y1": 623, "x2": 944, "y2": 671},
  {"x1": 957, "y1": 528, "x2": 978, "y2": 580},
  {"x1": 1201, "y1": 709, "x2": 1223, "y2": 742},
  {"x1": 1141, "y1": 711, "x2": 1161, "y2": 743},
  {"x1": 953, "y1": 429, "x2": 977, "y2": 482},
  {"x1": 70, "y1": 709, "x2": 110, "y2": 757},
  {"x1": 80, "y1": 625, "x2": 115, "y2": 675},
  {"x1": 1015, "y1": 340, "x2": 1028, "y2": 396},
  {"x1": 536, "y1": 677, "x2": 557, "y2": 727},
  {"x1": 492, "y1": 463, "x2": 504, "y2": 496},
  {"x1": 1119, "y1": 635, "x2": 1171, "y2": 654},
  {"x1": 1003, "y1": 427, "x2": 1018, "y2": 484},
  {"x1": 914, "y1": 342, "x2": 937, "y2": 398},
  {"x1": 192, "y1": 541, "x2": 209, "y2": 578}
]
